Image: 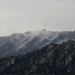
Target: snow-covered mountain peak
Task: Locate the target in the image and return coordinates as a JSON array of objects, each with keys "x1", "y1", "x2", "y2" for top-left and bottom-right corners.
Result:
[{"x1": 0, "y1": 30, "x2": 75, "y2": 58}]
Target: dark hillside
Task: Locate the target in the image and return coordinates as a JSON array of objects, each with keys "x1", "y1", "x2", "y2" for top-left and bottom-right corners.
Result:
[{"x1": 0, "y1": 40, "x2": 75, "y2": 75}]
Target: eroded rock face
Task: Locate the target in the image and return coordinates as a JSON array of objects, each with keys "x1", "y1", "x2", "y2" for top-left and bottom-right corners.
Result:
[{"x1": 0, "y1": 40, "x2": 75, "y2": 75}]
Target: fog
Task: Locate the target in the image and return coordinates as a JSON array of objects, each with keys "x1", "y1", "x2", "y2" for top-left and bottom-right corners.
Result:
[{"x1": 0, "y1": 0, "x2": 75, "y2": 36}]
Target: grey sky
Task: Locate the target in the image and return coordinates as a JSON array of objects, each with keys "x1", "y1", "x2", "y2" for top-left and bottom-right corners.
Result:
[{"x1": 0, "y1": 0, "x2": 75, "y2": 36}]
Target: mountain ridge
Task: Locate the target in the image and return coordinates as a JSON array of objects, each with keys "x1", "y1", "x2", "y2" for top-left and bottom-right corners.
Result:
[{"x1": 0, "y1": 30, "x2": 75, "y2": 58}]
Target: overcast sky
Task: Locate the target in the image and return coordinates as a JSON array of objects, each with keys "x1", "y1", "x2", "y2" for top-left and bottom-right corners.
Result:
[{"x1": 0, "y1": 0, "x2": 75, "y2": 36}]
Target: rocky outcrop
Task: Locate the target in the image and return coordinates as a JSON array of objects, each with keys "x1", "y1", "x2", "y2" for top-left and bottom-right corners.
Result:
[{"x1": 0, "y1": 40, "x2": 75, "y2": 75}]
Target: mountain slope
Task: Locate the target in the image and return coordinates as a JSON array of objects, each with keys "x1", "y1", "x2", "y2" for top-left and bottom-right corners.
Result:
[
  {"x1": 0, "y1": 30, "x2": 75, "y2": 58},
  {"x1": 0, "y1": 40, "x2": 75, "y2": 75}
]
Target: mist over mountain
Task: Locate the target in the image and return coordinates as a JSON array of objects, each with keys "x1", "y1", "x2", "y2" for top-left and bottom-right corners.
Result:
[{"x1": 0, "y1": 30, "x2": 75, "y2": 58}]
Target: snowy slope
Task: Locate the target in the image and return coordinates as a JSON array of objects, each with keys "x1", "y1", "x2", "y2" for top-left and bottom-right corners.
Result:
[{"x1": 0, "y1": 30, "x2": 75, "y2": 58}]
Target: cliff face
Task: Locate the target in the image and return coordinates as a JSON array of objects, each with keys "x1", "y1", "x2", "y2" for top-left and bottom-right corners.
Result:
[{"x1": 0, "y1": 40, "x2": 75, "y2": 75}]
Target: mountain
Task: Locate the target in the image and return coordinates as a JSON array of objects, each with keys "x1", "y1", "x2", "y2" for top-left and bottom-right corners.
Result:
[
  {"x1": 0, "y1": 40, "x2": 75, "y2": 75},
  {"x1": 0, "y1": 30, "x2": 75, "y2": 58}
]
